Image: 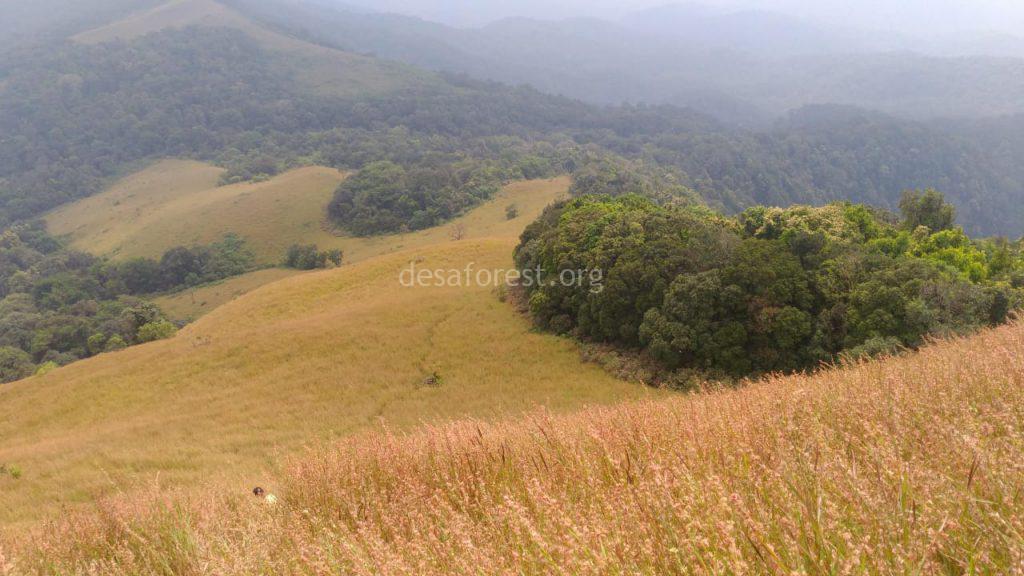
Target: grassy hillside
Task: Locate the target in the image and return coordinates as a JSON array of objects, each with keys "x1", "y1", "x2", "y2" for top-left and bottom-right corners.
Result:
[
  {"x1": 148, "y1": 175, "x2": 569, "y2": 322},
  {"x1": 332, "y1": 177, "x2": 572, "y2": 264},
  {"x1": 71, "y1": 0, "x2": 260, "y2": 43},
  {"x1": 0, "y1": 233, "x2": 650, "y2": 526},
  {"x1": 47, "y1": 157, "x2": 568, "y2": 267},
  {"x1": 71, "y1": 0, "x2": 436, "y2": 97},
  {"x1": 47, "y1": 160, "x2": 346, "y2": 265},
  {"x1": 150, "y1": 268, "x2": 304, "y2": 323},
  {"x1": 0, "y1": 0, "x2": 161, "y2": 52},
  {"x1": 46, "y1": 159, "x2": 224, "y2": 257},
  {"x1": 6, "y1": 319, "x2": 1023, "y2": 572}
]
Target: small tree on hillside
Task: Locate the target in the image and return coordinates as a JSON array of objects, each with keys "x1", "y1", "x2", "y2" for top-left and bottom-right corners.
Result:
[
  {"x1": 0, "y1": 346, "x2": 34, "y2": 383},
  {"x1": 137, "y1": 320, "x2": 177, "y2": 343},
  {"x1": 900, "y1": 189, "x2": 956, "y2": 232},
  {"x1": 284, "y1": 245, "x2": 344, "y2": 270}
]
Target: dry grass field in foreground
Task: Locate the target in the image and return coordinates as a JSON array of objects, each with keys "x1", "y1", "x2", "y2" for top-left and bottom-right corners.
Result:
[{"x1": 5, "y1": 320, "x2": 1023, "y2": 574}]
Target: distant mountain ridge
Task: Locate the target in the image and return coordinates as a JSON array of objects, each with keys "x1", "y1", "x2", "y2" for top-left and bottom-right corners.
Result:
[
  {"x1": 223, "y1": 0, "x2": 1024, "y2": 122},
  {"x1": 622, "y1": 4, "x2": 869, "y2": 57},
  {"x1": 4, "y1": 0, "x2": 1024, "y2": 237}
]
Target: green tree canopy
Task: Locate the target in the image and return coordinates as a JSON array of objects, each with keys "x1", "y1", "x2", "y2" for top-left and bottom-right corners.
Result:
[{"x1": 900, "y1": 189, "x2": 957, "y2": 233}]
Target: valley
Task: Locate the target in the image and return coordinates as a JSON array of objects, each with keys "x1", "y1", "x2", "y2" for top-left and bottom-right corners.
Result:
[{"x1": 0, "y1": 165, "x2": 588, "y2": 524}]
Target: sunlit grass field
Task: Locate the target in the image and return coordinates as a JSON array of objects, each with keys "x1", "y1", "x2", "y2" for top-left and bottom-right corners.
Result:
[
  {"x1": 60, "y1": 160, "x2": 571, "y2": 321},
  {"x1": 47, "y1": 158, "x2": 568, "y2": 268},
  {"x1": 0, "y1": 236, "x2": 653, "y2": 527},
  {"x1": 6, "y1": 320, "x2": 1023, "y2": 574},
  {"x1": 150, "y1": 268, "x2": 304, "y2": 323},
  {"x1": 45, "y1": 160, "x2": 346, "y2": 265}
]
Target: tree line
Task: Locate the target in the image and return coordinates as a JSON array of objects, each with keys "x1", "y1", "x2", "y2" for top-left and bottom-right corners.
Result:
[{"x1": 0, "y1": 224, "x2": 257, "y2": 383}]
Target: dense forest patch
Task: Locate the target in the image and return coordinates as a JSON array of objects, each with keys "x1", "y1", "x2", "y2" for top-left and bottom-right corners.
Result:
[
  {"x1": 515, "y1": 190, "x2": 1022, "y2": 385},
  {"x1": 0, "y1": 222, "x2": 257, "y2": 382}
]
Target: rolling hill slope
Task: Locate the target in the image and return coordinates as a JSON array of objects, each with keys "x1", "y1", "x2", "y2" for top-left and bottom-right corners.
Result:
[
  {"x1": 0, "y1": 230, "x2": 650, "y2": 526},
  {"x1": 150, "y1": 268, "x2": 305, "y2": 323},
  {"x1": 46, "y1": 160, "x2": 347, "y2": 265},
  {"x1": 71, "y1": 0, "x2": 261, "y2": 43},
  {"x1": 47, "y1": 160, "x2": 570, "y2": 267},
  {"x1": 229, "y1": 0, "x2": 1024, "y2": 120},
  {"x1": 71, "y1": 0, "x2": 434, "y2": 97},
  {"x1": 147, "y1": 174, "x2": 569, "y2": 322},
  {"x1": 8, "y1": 0, "x2": 1024, "y2": 237},
  {"x1": 8, "y1": 312, "x2": 1024, "y2": 572},
  {"x1": 0, "y1": 0, "x2": 160, "y2": 52}
]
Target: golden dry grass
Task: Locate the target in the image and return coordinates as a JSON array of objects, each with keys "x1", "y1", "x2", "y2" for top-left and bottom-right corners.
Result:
[
  {"x1": 47, "y1": 159, "x2": 569, "y2": 268},
  {"x1": 334, "y1": 177, "x2": 572, "y2": 265},
  {"x1": 71, "y1": 0, "x2": 437, "y2": 97},
  {"x1": 150, "y1": 174, "x2": 570, "y2": 320},
  {"x1": 0, "y1": 237, "x2": 652, "y2": 528},
  {"x1": 5, "y1": 321, "x2": 1023, "y2": 574},
  {"x1": 150, "y1": 268, "x2": 304, "y2": 323},
  {"x1": 46, "y1": 160, "x2": 344, "y2": 265}
]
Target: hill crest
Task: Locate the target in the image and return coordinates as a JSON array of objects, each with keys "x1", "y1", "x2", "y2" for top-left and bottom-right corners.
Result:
[
  {"x1": 72, "y1": 0, "x2": 256, "y2": 43},
  {"x1": 71, "y1": 0, "x2": 438, "y2": 97}
]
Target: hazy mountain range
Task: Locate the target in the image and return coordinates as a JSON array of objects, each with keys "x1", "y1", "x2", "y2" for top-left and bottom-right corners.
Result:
[
  {"x1": 227, "y1": 0, "x2": 1024, "y2": 124},
  {"x1": 331, "y1": 0, "x2": 1024, "y2": 41}
]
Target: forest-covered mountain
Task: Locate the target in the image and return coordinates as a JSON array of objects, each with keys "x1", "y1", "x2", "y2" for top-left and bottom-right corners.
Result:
[
  {"x1": 2, "y1": 0, "x2": 1024, "y2": 237},
  {"x1": 226, "y1": 0, "x2": 1024, "y2": 122}
]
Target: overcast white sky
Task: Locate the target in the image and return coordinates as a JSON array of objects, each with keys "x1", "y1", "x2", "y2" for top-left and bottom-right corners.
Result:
[
  {"x1": 341, "y1": 0, "x2": 1024, "y2": 36},
  {"x1": 757, "y1": 0, "x2": 1024, "y2": 35}
]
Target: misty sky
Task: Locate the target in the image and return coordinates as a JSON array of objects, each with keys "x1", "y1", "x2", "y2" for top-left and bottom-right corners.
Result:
[{"x1": 338, "y1": 0, "x2": 1024, "y2": 36}]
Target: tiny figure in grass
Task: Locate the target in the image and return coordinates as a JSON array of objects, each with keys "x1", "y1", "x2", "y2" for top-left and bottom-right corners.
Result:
[{"x1": 253, "y1": 486, "x2": 278, "y2": 505}]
